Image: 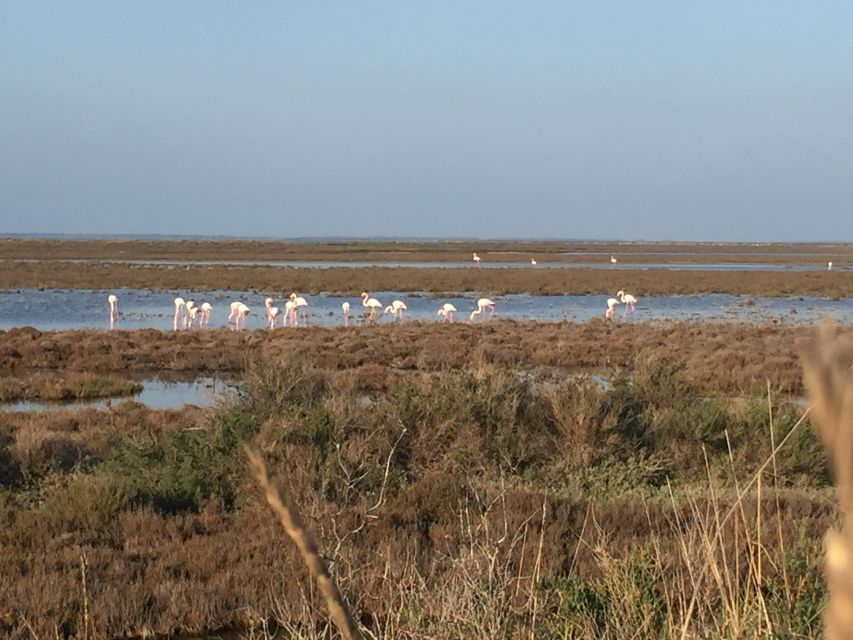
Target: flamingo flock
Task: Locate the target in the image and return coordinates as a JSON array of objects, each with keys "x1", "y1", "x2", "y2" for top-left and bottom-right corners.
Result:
[{"x1": 106, "y1": 288, "x2": 645, "y2": 330}]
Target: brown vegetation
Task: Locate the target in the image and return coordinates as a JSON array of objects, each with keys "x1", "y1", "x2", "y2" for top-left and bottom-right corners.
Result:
[
  {"x1": 1, "y1": 258, "x2": 851, "y2": 296},
  {"x1": 0, "y1": 351, "x2": 834, "y2": 637},
  {"x1": 0, "y1": 372, "x2": 141, "y2": 403},
  {"x1": 2, "y1": 237, "x2": 852, "y2": 264},
  {"x1": 0, "y1": 321, "x2": 840, "y2": 396}
]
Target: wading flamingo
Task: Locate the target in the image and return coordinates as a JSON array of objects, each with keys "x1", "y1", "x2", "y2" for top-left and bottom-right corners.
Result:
[
  {"x1": 361, "y1": 292, "x2": 383, "y2": 322},
  {"x1": 173, "y1": 297, "x2": 187, "y2": 331},
  {"x1": 107, "y1": 294, "x2": 119, "y2": 329},
  {"x1": 530, "y1": 258, "x2": 537, "y2": 266},
  {"x1": 184, "y1": 301, "x2": 197, "y2": 329},
  {"x1": 289, "y1": 293, "x2": 309, "y2": 326},
  {"x1": 228, "y1": 301, "x2": 249, "y2": 329},
  {"x1": 384, "y1": 300, "x2": 407, "y2": 321},
  {"x1": 268, "y1": 306, "x2": 281, "y2": 329},
  {"x1": 610, "y1": 255, "x2": 618, "y2": 264},
  {"x1": 469, "y1": 298, "x2": 496, "y2": 322},
  {"x1": 264, "y1": 298, "x2": 275, "y2": 325},
  {"x1": 200, "y1": 302, "x2": 212, "y2": 327},
  {"x1": 472, "y1": 252, "x2": 481, "y2": 266},
  {"x1": 342, "y1": 301, "x2": 351, "y2": 326},
  {"x1": 437, "y1": 303, "x2": 457, "y2": 323},
  {"x1": 186, "y1": 304, "x2": 200, "y2": 328},
  {"x1": 616, "y1": 290, "x2": 637, "y2": 316},
  {"x1": 284, "y1": 300, "x2": 297, "y2": 327},
  {"x1": 605, "y1": 297, "x2": 620, "y2": 319}
]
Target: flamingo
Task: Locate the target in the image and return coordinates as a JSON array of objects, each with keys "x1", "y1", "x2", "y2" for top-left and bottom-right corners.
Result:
[
  {"x1": 184, "y1": 301, "x2": 197, "y2": 329},
  {"x1": 384, "y1": 300, "x2": 407, "y2": 321},
  {"x1": 616, "y1": 290, "x2": 637, "y2": 316},
  {"x1": 228, "y1": 301, "x2": 249, "y2": 329},
  {"x1": 289, "y1": 293, "x2": 309, "y2": 326},
  {"x1": 264, "y1": 297, "x2": 275, "y2": 325},
  {"x1": 107, "y1": 294, "x2": 119, "y2": 329},
  {"x1": 610, "y1": 255, "x2": 618, "y2": 264},
  {"x1": 361, "y1": 292, "x2": 383, "y2": 322},
  {"x1": 437, "y1": 303, "x2": 457, "y2": 323},
  {"x1": 173, "y1": 297, "x2": 186, "y2": 331},
  {"x1": 828, "y1": 261, "x2": 833, "y2": 271},
  {"x1": 472, "y1": 252, "x2": 481, "y2": 266},
  {"x1": 186, "y1": 304, "x2": 200, "y2": 328},
  {"x1": 469, "y1": 297, "x2": 496, "y2": 322},
  {"x1": 530, "y1": 258, "x2": 537, "y2": 266},
  {"x1": 284, "y1": 300, "x2": 297, "y2": 327},
  {"x1": 200, "y1": 302, "x2": 212, "y2": 327},
  {"x1": 605, "y1": 297, "x2": 620, "y2": 319},
  {"x1": 268, "y1": 306, "x2": 281, "y2": 329},
  {"x1": 342, "y1": 301, "x2": 351, "y2": 326}
]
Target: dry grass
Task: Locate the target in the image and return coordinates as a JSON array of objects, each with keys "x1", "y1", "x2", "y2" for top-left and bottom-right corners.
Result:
[
  {"x1": 803, "y1": 323, "x2": 853, "y2": 639},
  {"x1": 2, "y1": 259, "x2": 851, "y2": 296}
]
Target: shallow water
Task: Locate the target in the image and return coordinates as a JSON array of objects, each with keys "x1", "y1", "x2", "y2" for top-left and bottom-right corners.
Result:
[
  {"x1": 3, "y1": 258, "x2": 846, "y2": 271},
  {"x1": 0, "y1": 377, "x2": 226, "y2": 412},
  {"x1": 0, "y1": 288, "x2": 851, "y2": 331}
]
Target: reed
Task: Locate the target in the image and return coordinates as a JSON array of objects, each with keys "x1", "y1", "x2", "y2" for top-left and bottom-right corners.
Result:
[
  {"x1": 802, "y1": 323, "x2": 853, "y2": 640},
  {"x1": 245, "y1": 446, "x2": 362, "y2": 640}
]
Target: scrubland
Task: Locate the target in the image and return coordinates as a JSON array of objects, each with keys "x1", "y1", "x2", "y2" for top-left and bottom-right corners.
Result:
[{"x1": 0, "y1": 320, "x2": 843, "y2": 638}]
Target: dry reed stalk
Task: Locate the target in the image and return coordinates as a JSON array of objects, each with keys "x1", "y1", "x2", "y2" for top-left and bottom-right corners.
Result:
[
  {"x1": 802, "y1": 323, "x2": 853, "y2": 640},
  {"x1": 245, "y1": 446, "x2": 362, "y2": 640}
]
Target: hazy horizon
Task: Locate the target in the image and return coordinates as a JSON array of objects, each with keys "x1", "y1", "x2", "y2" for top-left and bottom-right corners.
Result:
[{"x1": 2, "y1": 3, "x2": 852, "y2": 241}]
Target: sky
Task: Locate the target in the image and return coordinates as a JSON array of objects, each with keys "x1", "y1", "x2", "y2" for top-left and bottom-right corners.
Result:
[{"x1": 1, "y1": 2, "x2": 852, "y2": 241}]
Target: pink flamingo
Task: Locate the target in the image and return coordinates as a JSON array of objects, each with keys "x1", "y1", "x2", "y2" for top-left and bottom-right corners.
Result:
[
  {"x1": 186, "y1": 304, "x2": 199, "y2": 328},
  {"x1": 173, "y1": 297, "x2": 186, "y2": 331},
  {"x1": 384, "y1": 300, "x2": 407, "y2": 321},
  {"x1": 616, "y1": 290, "x2": 637, "y2": 316},
  {"x1": 228, "y1": 301, "x2": 250, "y2": 330},
  {"x1": 342, "y1": 301, "x2": 351, "y2": 326},
  {"x1": 184, "y1": 301, "x2": 197, "y2": 329},
  {"x1": 605, "y1": 297, "x2": 620, "y2": 319},
  {"x1": 107, "y1": 294, "x2": 119, "y2": 329},
  {"x1": 469, "y1": 297, "x2": 496, "y2": 322},
  {"x1": 472, "y1": 252, "x2": 481, "y2": 266},
  {"x1": 268, "y1": 306, "x2": 281, "y2": 329},
  {"x1": 264, "y1": 297, "x2": 275, "y2": 325},
  {"x1": 437, "y1": 303, "x2": 457, "y2": 323},
  {"x1": 284, "y1": 300, "x2": 297, "y2": 327},
  {"x1": 289, "y1": 293, "x2": 309, "y2": 326},
  {"x1": 361, "y1": 292, "x2": 383, "y2": 322},
  {"x1": 200, "y1": 302, "x2": 212, "y2": 327}
]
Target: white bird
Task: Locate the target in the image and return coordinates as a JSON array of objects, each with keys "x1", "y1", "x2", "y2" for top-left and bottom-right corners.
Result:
[
  {"x1": 828, "y1": 261, "x2": 833, "y2": 271},
  {"x1": 531, "y1": 258, "x2": 537, "y2": 265},
  {"x1": 184, "y1": 301, "x2": 197, "y2": 329},
  {"x1": 605, "y1": 297, "x2": 620, "y2": 319},
  {"x1": 268, "y1": 306, "x2": 281, "y2": 329},
  {"x1": 289, "y1": 293, "x2": 309, "y2": 326},
  {"x1": 384, "y1": 300, "x2": 407, "y2": 321},
  {"x1": 200, "y1": 302, "x2": 212, "y2": 327},
  {"x1": 228, "y1": 301, "x2": 250, "y2": 330},
  {"x1": 616, "y1": 290, "x2": 637, "y2": 316},
  {"x1": 284, "y1": 300, "x2": 297, "y2": 327},
  {"x1": 186, "y1": 304, "x2": 199, "y2": 328},
  {"x1": 437, "y1": 303, "x2": 457, "y2": 323},
  {"x1": 342, "y1": 301, "x2": 351, "y2": 327},
  {"x1": 361, "y1": 292, "x2": 383, "y2": 322},
  {"x1": 472, "y1": 252, "x2": 481, "y2": 266},
  {"x1": 264, "y1": 297, "x2": 274, "y2": 322},
  {"x1": 173, "y1": 297, "x2": 186, "y2": 331},
  {"x1": 107, "y1": 294, "x2": 119, "y2": 329},
  {"x1": 469, "y1": 297, "x2": 496, "y2": 322},
  {"x1": 610, "y1": 255, "x2": 618, "y2": 264}
]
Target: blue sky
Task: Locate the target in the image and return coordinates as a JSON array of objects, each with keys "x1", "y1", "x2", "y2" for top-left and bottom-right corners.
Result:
[{"x1": 1, "y1": 2, "x2": 851, "y2": 240}]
